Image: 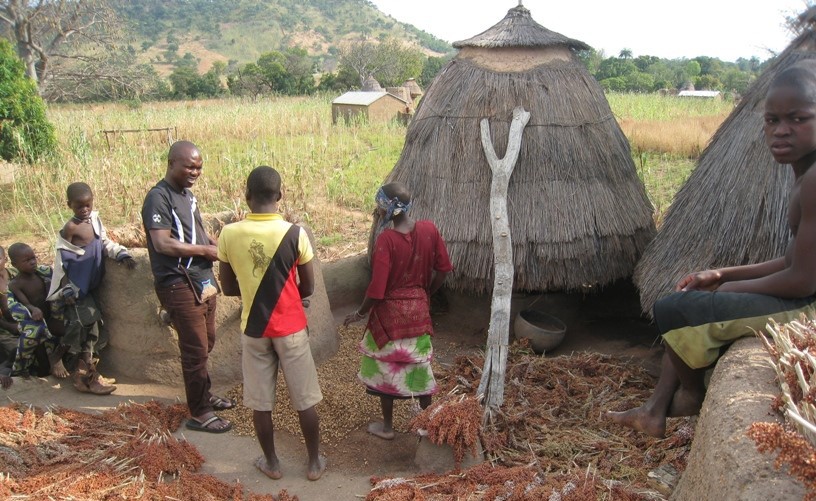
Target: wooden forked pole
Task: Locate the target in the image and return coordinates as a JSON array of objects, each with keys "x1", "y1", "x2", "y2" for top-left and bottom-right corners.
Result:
[{"x1": 477, "y1": 106, "x2": 531, "y2": 423}]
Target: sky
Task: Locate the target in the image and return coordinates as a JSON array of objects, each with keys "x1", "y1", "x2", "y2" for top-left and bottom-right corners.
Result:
[{"x1": 369, "y1": 0, "x2": 809, "y2": 62}]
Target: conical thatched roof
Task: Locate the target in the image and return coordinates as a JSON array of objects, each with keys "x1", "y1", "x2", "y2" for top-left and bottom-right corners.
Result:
[
  {"x1": 376, "y1": 4, "x2": 655, "y2": 294},
  {"x1": 403, "y1": 78, "x2": 423, "y2": 98},
  {"x1": 634, "y1": 13, "x2": 814, "y2": 316},
  {"x1": 362, "y1": 75, "x2": 383, "y2": 91},
  {"x1": 453, "y1": 4, "x2": 590, "y2": 51}
]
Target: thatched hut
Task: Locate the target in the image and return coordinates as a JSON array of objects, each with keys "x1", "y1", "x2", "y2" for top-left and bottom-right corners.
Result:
[
  {"x1": 378, "y1": 4, "x2": 655, "y2": 294},
  {"x1": 403, "y1": 78, "x2": 423, "y2": 100},
  {"x1": 362, "y1": 75, "x2": 384, "y2": 92},
  {"x1": 634, "y1": 10, "x2": 815, "y2": 316}
]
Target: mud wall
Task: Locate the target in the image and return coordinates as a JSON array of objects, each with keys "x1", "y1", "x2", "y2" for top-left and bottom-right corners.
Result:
[
  {"x1": 671, "y1": 336, "x2": 804, "y2": 500},
  {"x1": 96, "y1": 242, "x2": 339, "y2": 385}
]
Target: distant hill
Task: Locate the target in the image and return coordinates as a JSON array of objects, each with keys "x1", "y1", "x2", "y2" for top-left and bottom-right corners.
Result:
[{"x1": 112, "y1": 0, "x2": 453, "y2": 76}]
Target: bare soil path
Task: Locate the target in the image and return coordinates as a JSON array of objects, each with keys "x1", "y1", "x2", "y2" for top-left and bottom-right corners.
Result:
[{"x1": 2, "y1": 279, "x2": 661, "y2": 500}]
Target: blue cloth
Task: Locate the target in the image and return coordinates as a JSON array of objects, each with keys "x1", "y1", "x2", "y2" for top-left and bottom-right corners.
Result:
[
  {"x1": 375, "y1": 187, "x2": 412, "y2": 228},
  {"x1": 60, "y1": 236, "x2": 104, "y2": 299}
]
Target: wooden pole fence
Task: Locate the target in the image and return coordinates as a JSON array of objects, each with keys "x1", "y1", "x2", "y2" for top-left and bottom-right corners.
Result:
[{"x1": 101, "y1": 127, "x2": 177, "y2": 150}]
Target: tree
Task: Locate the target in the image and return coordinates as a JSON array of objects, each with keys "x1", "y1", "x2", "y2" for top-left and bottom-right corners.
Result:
[
  {"x1": 420, "y1": 55, "x2": 449, "y2": 87},
  {"x1": 169, "y1": 66, "x2": 223, "y2": 99},
  {"x1": 338, "y1": 37, "x2": 423, "y2": 87},
  {"x1": 282, "y1": 47, "x2": 316, "y2": 94},
  {"x1": 44, "y1": 47, "x2": 168, "y2": 102},
  {"x1": 0, "y1": 38, "x2": 55, "y2": 161},
  {"x1": 624, "y1": 71, "x2": 655, "y2": 92},
  {"x1": 256, "y1": 51, "x2": 291, "y2": 93},
  {"x1": 684, "y1": 60, "x2": 702, "y2": 78},
  {"x1": 722, "y1": 68, "x2": 753, "y2": 94},
  {"x1": 0, "y1": 0, "x2": 120, "y2": 95},
  {"x1": 596, "y1": 57, "x2": 637, "y2": 80}
]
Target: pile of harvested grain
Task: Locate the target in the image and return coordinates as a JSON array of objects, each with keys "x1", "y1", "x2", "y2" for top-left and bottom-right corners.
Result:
[
  {"x1": 220, "y1": 324, "x2": 427, "y2": 443},
  {"x1": 749, "y1": 317, "x2": 816, "y2": 499},
  {"x1": 409, "y1": 393, "x2": 483, "y2": 467},
  {"x1": 758, "y1": 317, "x2": 816, "y2": 443},
  {"x1": 368, "y1": 345, "x2": 694, "y2": 500},
  {"x1": 0, "y1": 400, "x2": 295, "y2": 500}
]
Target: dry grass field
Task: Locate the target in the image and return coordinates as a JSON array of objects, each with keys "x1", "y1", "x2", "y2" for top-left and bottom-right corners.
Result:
[{"x1": 0, "y1": 92, "x2": 733, "y2": 259}]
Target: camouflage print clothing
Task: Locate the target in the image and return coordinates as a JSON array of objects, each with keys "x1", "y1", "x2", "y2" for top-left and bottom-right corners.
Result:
[{"x1": 7, "y1": 265, "x2": 59, "y2": 375}]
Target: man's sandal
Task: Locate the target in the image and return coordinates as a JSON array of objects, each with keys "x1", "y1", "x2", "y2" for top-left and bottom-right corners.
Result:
[
  {"x1": 209, "y1": 395, "x2": 237, "y2": 410},
  {"x1": 186, "y1": 415, "x2": 233, "y2": 434}
]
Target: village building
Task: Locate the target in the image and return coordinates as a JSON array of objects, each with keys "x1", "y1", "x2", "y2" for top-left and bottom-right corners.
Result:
[
  {"x1": 331, "y1": 90, "x2": 409, "y2": 125},
  {"x1": 677, "y1": 90, "x2": 722, "y2": 98},
  {"x1": 373, "y1": 3, "x2": 655, "y2": 294}
]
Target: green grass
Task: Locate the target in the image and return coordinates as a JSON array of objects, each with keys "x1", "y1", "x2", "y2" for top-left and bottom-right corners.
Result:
[{"x1": 606, "y1": 93, "x2": 735, "y2": 121}]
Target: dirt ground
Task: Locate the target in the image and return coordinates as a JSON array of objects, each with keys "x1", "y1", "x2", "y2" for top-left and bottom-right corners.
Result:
[{"x1": 2, "y1": 279, "x2": 663, "y2": 500}]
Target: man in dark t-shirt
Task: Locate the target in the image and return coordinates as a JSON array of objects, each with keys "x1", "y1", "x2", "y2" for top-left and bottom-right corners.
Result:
[{"x1": 141, "y1": 140, "x2": 233, "y2": 433}]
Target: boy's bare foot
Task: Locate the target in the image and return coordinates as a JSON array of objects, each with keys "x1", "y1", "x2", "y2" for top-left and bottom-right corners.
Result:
[
  {"x1": 50, "y1": 359, "x2": 69, "y2": 379},
  {"x1": 667, "y1": 388, "x2": 705, "y2": 417},
  {"x1": 49, "y1": 345, "x2": 69, "y2": 378},
  {"x1": 605, "y1": 407, "x2": 666, "y2": 438},
  {"x1": 0, "y1": 374, "x2": 12, "y2": 389},
  {"x1": 307, "y1": 455, "x2": 327, "y2": 481},
  {"x1": 367, "y1": 422, "x2": 395, "y2": 440},
  {"x1": 254, "y1": 456, "x2": 282, "y2": 480}
]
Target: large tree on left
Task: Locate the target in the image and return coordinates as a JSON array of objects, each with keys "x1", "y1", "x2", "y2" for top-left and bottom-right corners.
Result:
[
  {"x1": 0, "y1": 0, "x2": 118, "y2": 95},
  {"x1": 0, "y1": 38, "x2": 55, "y2": 161}
]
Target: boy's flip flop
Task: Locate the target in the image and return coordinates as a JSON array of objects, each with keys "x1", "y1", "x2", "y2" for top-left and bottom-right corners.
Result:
[
  {"x1": 186, "y1": 415, "x2": 233, "y2": 434},
  {"x1": 209, "y1": 395, "x2": 237, "y2": 410}
]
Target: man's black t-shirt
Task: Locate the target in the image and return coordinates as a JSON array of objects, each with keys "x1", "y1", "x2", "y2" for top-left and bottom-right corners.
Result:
[{"x1": 141, "y1": 179, "x2": 216, "y2": 291}]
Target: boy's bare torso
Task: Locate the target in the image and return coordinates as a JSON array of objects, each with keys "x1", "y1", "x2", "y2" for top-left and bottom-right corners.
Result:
[
  {"x1": 10, "y1": 273, "x2": 47, "y2": 311},
  {"x1": 62, "y1": 218, "x2": 94, "y2": 247},
  {"x1": 785, "y1": 164, "x2": 816, "y2": 267}
]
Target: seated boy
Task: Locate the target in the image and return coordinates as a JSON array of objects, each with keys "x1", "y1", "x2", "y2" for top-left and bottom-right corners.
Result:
[
  {"x1": 607, "y1": 61, "x2": 816, "y2": 437},
  {"x1": 46, "y1": 182, "x2": 135, "y2": 395},
  {"x1": 6, "y1": 243, "x2": 64, "y2": 379}
]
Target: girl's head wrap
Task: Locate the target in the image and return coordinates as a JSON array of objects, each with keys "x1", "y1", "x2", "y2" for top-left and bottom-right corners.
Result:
[{"x1": 375, "y1": 186, "x2": 411, "y2": 227}]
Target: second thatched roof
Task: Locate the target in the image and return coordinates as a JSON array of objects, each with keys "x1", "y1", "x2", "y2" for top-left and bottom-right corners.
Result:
[
  {"x1": 634, "y1": 13, "x2": 816, "y2": 315},
  {"x1": 378, "y1": 4, "x2": 655, "y2": 294}
]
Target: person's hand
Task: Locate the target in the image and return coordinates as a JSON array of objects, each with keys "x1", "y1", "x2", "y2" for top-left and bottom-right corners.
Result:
[
  {"x1": 29, "y1": 306, "x2": 43, "y2": 321},
  {"x1": 119, "y1": 256, "x2": 137, "y2": 270},
  {"x1": 0, "y1": 374, "x2": 11, "y2": 389},
  {"x1": 675, "y1": 270, "x2": 722, "y2": 292},
  {"x1": 202, "y1": 245, "x2": 218, "y2": 261},
  {"x1": 343, "y1": 310, "x2": 365, "y2": 327}
]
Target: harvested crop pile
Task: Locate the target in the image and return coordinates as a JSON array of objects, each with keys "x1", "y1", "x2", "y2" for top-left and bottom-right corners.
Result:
[
  {"x1": 368, "y1": 345, "x2": 694, "y2": 500},
  {"x1": 749, "y1": 317, "x2": 816, "y2": 499},
  {"x1": 0, "y1": 400, "x2": 296, "y2": 500},
  {"x1": 220, "y1": 324, "x2": 423, "y2": 443}
]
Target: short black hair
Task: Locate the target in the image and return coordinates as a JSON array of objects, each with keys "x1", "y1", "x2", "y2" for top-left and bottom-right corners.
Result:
[
  {"x1": 168, "y1": 140, "x2": 200, "y2": 164},
  {"x1": 246, "y1": 166, "x2": 282, "y2": 204},
  {"x1": 7, "y1": 242, "x2": 30, "y2": 262},
  {"x1": 381, "y1": 182, "x2": 411, "y2": 204},
  {"x1": 769, "y1": 59, "x2": 816, "y2": 104},
  {"x1": 66, "y1": 182, "x2": 92, "y2": 202}
]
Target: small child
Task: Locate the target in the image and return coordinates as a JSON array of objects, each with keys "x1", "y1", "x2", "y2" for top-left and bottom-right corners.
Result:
[
  {"x1": 47, "y1": 182, "x2": 135, "y2": 395},
  {"x1": 6, "y1": 243, "x2": 63, "y2": 379}
]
